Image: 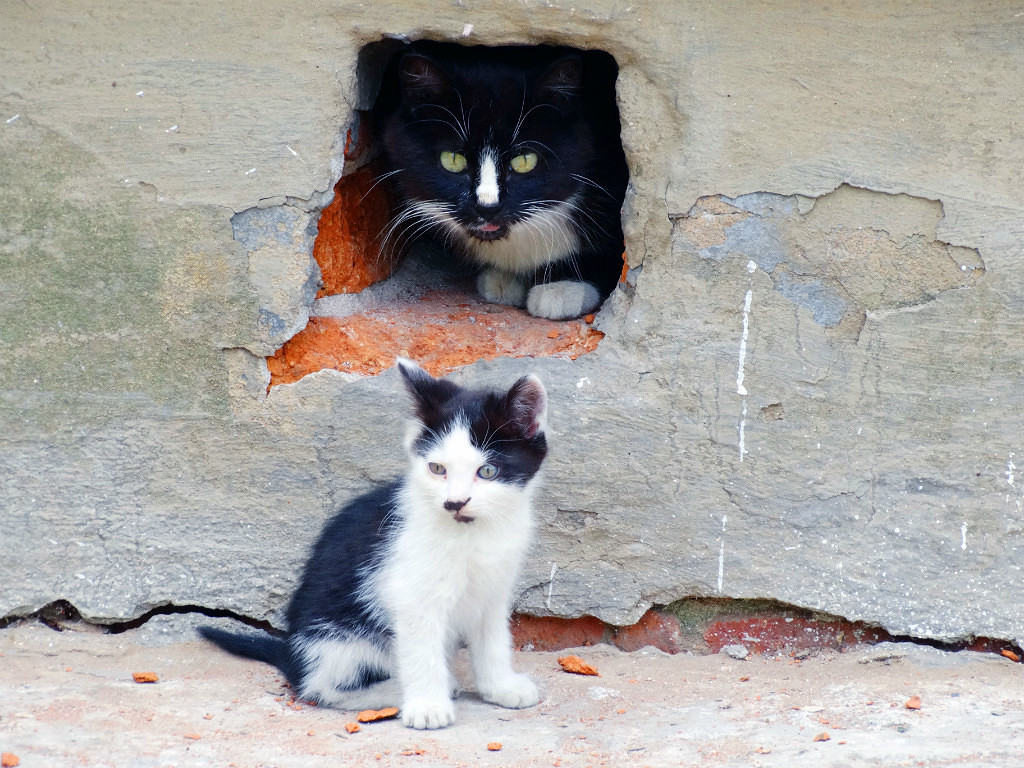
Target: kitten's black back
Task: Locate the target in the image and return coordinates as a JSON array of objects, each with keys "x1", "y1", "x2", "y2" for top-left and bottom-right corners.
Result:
[
  {"x1": 285, "y1": 483, "x2": 396, "y2": 637},
  {"x1": 198, "y1": 484, "x2": 399, "y2": 689}
]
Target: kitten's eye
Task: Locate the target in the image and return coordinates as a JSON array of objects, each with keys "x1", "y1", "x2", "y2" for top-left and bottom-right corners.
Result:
[
  {"x1": 477, "y1": 464, "x2": 499, "y2": 480},
  {"x1": 510, "y1": 152, "x2": 538, "y2": 174},
  {"x1": 439, "y1": 151, "x2": 467, "y2": 173},
  {"x1": 428, "y1": 462, "x2": 447, "y2": 476}
]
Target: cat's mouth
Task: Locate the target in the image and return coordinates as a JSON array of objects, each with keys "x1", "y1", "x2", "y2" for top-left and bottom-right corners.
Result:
[
  {"x1": 453, "y1": 510, "x2": 475, "y2": 524},
  {"x1": 468, "y1": 222, "x2": 509, "y2": 242}
]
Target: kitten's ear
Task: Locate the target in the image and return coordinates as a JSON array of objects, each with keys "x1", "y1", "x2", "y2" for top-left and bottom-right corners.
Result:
[
  {"x1": 398, "y1": 53, "x2": 450, "y2": 104},
  {"x1": 535, "y1": 55, "x2": 583, "y2": 106},
  {"x1": 504, "y1": 375, "x2": 548, "y2": 439},
  {"x1": 397, "y1": 358, "x2": 457, "y2": 422}
]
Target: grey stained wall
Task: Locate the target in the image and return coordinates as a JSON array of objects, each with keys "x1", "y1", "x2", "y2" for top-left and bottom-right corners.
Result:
[{"x1": 2, "y1": 2, "x2": 1023, "y2": 645}]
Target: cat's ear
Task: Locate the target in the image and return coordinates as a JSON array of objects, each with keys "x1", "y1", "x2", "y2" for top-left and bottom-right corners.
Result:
[
  {"x1": 535, "y1": 55, "x2": 583, "y2": 106},
  {"x1": 398, "y1": 53, "x2": 450, "y2": 104},
  {"x1": 396, "y1": 358, "x2": 457, "y2": 423},
  {"x1": 503, "y1": 375, "x2": 548, "y2": 439}
]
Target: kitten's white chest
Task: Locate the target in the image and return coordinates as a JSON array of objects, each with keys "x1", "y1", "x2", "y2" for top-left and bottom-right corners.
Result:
[{"x1": 376, "y1": 478, "x2": 535, "y2": 631}]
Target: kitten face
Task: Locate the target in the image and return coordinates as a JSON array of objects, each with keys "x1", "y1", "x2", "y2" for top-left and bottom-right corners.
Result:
[
  {"x1": 379, "y1": 47, "x2": 593, "y2": 269},
  {"x1": 398, "y1": 360, "x2": 547, "y2": 525}
]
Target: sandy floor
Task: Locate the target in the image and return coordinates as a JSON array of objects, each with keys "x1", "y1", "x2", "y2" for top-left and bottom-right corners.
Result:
[{"x1": 2, "y1": 616, "x2": 1023, "y2": 768}]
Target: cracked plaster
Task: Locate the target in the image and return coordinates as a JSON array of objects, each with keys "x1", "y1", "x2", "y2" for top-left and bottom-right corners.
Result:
[{"x1": 2, "y1": 2, "x2": 1024, "y2": 649}]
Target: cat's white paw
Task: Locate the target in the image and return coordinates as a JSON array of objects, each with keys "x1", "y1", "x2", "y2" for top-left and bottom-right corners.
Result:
[
  {"x1": 479, "y1": 673, "x2": 539, "y2": 710},
  {"x1": 526, "y1": 280, "x2": 601, "y2": 320},
  {"x1": 477, "y1": 268, "x2": 528, "y2": 307},
  {"x1": 401, "y1": 697, "x2": 456, "y2": 730}
]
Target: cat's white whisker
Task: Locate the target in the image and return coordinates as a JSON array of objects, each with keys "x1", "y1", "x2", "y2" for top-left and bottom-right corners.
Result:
[
  {"x1": 360, "y1": 168, "x2": 405, "y2": 204},
  {"x1": 517, "y1": 139, "x2": 561, "y2": 164},
  {"x1": 570, "y1": 172, "x2": 618, "y2": 200}
]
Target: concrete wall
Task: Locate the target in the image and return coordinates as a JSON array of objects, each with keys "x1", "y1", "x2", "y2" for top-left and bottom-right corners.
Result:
[{"x1": 2, "y1": 2, "x2": 1023, "y2": 646}]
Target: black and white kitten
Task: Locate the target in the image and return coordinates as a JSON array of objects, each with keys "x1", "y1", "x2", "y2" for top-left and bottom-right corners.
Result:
[
  {"x1": 374, "y1": 42, "x2": 628, "y2": 320},
  {"x1": 200, "y1": 359, "x2": 548, "y2": 730}
]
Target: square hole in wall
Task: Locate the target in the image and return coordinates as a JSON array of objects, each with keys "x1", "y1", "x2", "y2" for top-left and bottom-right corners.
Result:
[{"x1": 268, "y1": 39, "x2": 629, "y2": 386}]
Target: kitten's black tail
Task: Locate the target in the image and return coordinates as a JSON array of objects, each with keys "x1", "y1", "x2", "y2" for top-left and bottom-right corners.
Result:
[{"x1": 198, "y1": 626, "x2": 299, "y2": 686}]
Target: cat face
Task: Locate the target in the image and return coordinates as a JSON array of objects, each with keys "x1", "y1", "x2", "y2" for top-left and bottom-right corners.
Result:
[
  {"x1": 397, "y1": 359, "x2": 547, "y2": 525},
  {"x1": 378, "y1": 46, "x2": 595, "y2": 270}
]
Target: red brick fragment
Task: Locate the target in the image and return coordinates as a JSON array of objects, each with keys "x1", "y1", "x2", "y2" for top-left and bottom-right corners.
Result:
[
  {"x1": 268, "y1": 299, "x2": 602, "y2": 386},
  {"x1": 511, "y1": 614, "x2": 608, "y2": 652},
  {"x1": 612, "y1": 609, "x2": 683, "y2": 654},
  {"x1": 704, "y1": 616, "x2": 889, "y2": 655},
  {"x1": 314, "y1": 164, "x2": 395, "y2": 297}
]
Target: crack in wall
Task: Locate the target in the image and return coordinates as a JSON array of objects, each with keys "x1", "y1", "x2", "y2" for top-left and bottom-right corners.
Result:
[
  {"x1": 5, "y1": 597, "x2": 1020, "y2": 663},
  {"x1": 0, "y1": 599, "x2": 279, "y2": 636}
]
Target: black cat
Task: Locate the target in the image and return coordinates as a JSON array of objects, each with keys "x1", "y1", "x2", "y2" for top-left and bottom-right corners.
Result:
[{"x1": 374, "y1": 42, "x2": 628, "y2": 320}]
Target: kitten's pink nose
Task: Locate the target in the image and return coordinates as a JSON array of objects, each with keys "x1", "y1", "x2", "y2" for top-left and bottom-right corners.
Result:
[{"x1": 444, "y1": 498, "x2": 469, "y2": 512}]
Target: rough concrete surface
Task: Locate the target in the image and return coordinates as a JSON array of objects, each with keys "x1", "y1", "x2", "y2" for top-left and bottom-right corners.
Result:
[
  {"x1": 3, "y1": 0, "x2": 1024, "y2": 652},
  {"x1": 3, "y1": 619, "x2": 1024, "y2": 768}
]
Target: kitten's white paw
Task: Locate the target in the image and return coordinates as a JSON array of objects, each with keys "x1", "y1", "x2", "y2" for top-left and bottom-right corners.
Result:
[
  {"x1": 526, "y1": 281, "x2": 601, "y2": 320},
  {"x1": 401, "y1": 697, "x2": 456, "y2": 730},
  {"x1": 477, "y1": 268, "x2": 527, "y2": 307},
  {"x1": 479, "y1": 673, "x2": 539, "y2": 710}
]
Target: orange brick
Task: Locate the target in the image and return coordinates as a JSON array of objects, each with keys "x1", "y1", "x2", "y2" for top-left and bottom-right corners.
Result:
[
  {"x1": 268, "y1": 294, "x2": 603, "y2": 387},
  {"x1": 511, "y1": 614, "x2": 608, "y2": 652},
  {"x1": 612, "y1": 609, "x2": 684, "y2": 654},
  {"x1": 313, "y1": 163, "x2": 396, "y2": 297}
]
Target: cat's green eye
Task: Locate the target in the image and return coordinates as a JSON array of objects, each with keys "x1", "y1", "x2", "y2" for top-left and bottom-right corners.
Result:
[
  {"x1": 477, "y1": 464, "x2": 499, "y2": 480},
  {"x1": 428, "y1": 462, "x2": 447, "y2": 476},
  {"x1": 510, "y1": 152, "x2": 538, "y2": 174},
  {"x1": 440, "y1": 151, "x2": 468, "y2": 173}
]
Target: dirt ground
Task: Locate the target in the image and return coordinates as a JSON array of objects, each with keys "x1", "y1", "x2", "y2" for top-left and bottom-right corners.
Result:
[{"x1": 2, "y1": 615, "x2": 1023, "y2": 768}]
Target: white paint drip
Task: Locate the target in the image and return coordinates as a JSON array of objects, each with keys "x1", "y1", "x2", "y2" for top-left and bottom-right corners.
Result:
[
  {"x1": 738, "y1": 399, "x2": 748, "y2": 462},
  {"x1": 736, "y1": 289, "x2": 753, "y2": 397},
  {"x1": 736, "y1": 273, "x2": 754, "y2": 461},
  {"x1": 961, "y1": 522, "x2": 968, "y2": 551},
  {"x1": 1007, "y1": 453, "x2": 1016, "y2": 486},
  {"x1": 546, "y1": 562, "x2": 558, "y2": 611},
  {"x1": 6, "y1": 114, "x2": 21, "y2": 124},
  {"x1": 717, "y1": 515, "x2": 727, "y2": 593},
  {"x1": 462, "y1": 23, "x2": 474, "y2": 36}
]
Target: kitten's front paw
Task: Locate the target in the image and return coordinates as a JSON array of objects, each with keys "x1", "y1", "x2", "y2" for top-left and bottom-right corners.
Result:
[
  {"x1": 480, "y1": 673, "x2": 540, "y2": 710},
  {"x1": 401, "y1": 697, "x2": 456, "y2": 730},
  {"x1": 477, "y1": 268, "x2": 527, "y2": 307},
  {"x1": 526, "y1": 281, "x2": 601, "y2": 320}
]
